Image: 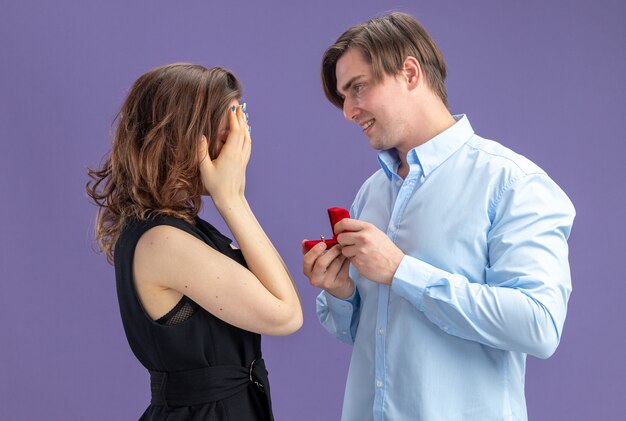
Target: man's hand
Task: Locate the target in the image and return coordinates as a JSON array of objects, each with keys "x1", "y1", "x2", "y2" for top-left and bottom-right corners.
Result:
[
  {"x1": 334, "y1": 219, "x2": 404, "y2": 285},
  {"x1": 303, "y1": 242, "x2": 355, "y2": 299}
]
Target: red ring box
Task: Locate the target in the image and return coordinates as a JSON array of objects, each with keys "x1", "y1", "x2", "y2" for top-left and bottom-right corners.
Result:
[{"x1": 303, "y1": 207, "x2": 351, "y2": 251}]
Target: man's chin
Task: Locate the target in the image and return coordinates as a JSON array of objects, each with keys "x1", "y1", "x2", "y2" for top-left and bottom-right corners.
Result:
[{"x1": 368, "y1": 137, "x2": 386, "y2": 151}]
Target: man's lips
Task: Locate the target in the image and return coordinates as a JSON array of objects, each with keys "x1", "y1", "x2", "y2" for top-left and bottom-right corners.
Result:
[{"x1": 361, "y1": 119, "x2": 375, "y2": 134}]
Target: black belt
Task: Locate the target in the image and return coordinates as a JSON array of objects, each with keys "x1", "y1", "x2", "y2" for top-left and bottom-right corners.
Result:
[{"x1": 149, "y1": 358, "x2": 271, "y2": 409}]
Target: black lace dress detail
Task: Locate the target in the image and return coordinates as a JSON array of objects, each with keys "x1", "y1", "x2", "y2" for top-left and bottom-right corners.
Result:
[{"x1": 156, "y1": 296, "x2": 199, "y2": 326}]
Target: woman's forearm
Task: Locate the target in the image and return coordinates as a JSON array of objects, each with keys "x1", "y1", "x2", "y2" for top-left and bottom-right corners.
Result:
[{"x1": 214, "y1": 196, "x2": 302, "y2": 312}]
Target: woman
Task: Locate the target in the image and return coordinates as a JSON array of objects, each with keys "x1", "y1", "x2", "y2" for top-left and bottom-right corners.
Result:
[{"x1": 87, "y1": 63, "x2": 303, "y2": 420}]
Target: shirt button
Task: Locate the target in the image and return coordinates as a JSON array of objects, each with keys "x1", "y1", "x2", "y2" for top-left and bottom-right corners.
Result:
[
  {"x1": 376, "y1": 380, "x2": 383, "y2": 388},
  {"x1": 396, "y1": 180, "x2": 402, "y2": 187},
  {"x1": 378, "y1": 328, "x2": 384, "y2": 334},
  {"x1": 341, "y1": 330, "x2": 348, "y2": 335},
  {"x1": 389, "y1": 225, "x2": 396, "y2": 232},
  {"x1": 442, "y1": 325, "x2": 449, "y2": 332}
]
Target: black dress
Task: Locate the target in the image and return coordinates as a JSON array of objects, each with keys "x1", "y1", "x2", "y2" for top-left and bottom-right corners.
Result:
[{"x1": 114, "y1": 215, "x2": 274, "y2": 420}]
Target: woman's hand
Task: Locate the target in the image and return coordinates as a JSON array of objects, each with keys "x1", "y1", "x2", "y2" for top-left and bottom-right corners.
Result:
[{"x1": 199, "y1": 104, "x2": 251, "y2": 205}]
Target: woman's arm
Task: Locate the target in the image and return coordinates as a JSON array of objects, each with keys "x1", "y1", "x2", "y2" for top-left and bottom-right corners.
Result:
[
  {"x1": 134, "y1": 220, "x2": 302, "y2": 336},
  {"x1": 134, "y1": 104, "x2": 303, "y2": 335}
]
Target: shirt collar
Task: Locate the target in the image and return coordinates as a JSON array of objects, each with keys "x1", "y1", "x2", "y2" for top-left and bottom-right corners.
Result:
[
  {"x1": 377, "y1": 148, "x2": 400, "y2": 179},
  {"x1": 377, "y1": 114, "x2": 474, "y2": 179}
]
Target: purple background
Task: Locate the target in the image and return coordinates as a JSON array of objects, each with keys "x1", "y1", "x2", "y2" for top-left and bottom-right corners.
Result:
[{"x1": 1, "y1": 0, "x2": 625, "y2": 419}]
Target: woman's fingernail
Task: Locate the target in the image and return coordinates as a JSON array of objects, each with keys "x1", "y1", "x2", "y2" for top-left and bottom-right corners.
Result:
[
  {"x1": 248, "y1": 126, "x2": 252, "y2": 134},
  {"x1": 242, "y1": 103, "x2": 247, "y2": 112},
  {"x1": 231, "y1": 105, "x2": 236, "y2": 112}
]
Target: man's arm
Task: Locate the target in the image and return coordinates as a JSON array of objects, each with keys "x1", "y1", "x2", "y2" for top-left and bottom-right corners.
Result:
[
  {"x1": 337, "y1": 174, "x2": 575, "y2": 358},
  {"x1": 316, "y1": 287, "x2": 361, "y2": 344}
]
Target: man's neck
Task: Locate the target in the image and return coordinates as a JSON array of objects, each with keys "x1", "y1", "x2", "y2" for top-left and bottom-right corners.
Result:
[{"x1": 396, "y1": 110, "x2": 456, "y2": 179}]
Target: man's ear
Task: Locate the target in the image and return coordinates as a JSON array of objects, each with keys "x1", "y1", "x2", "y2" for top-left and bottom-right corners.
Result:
[{"x1": 403, "y1": 56, "x2": 422, "y2": 89}]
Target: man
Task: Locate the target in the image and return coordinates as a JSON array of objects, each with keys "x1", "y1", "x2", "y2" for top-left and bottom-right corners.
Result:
[{"x1": 302, "y1": 12, "x2": 575, "y2": 421}]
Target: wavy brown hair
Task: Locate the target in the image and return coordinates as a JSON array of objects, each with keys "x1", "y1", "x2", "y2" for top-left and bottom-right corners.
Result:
[{"x1": 87, "y1": 63, "x2": 242, "y2": 263}]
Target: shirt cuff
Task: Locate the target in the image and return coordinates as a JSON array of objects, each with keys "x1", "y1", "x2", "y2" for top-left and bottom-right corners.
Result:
[
  {"x1": 322, "y1": 288, "x2": 359, "y2": 315},
  {"x1": 391, "y1": 255, "x2": 435, "y2": 310}
]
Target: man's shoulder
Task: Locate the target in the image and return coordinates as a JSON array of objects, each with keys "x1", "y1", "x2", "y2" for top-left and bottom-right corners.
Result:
[{"x1": 465, "y1": 135, "x2": 545, "y2": 177}]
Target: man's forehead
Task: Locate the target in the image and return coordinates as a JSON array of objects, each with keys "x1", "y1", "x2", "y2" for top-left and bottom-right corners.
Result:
[{"x1": 336, "y1": 49, "x2": 371, "y2": 92}]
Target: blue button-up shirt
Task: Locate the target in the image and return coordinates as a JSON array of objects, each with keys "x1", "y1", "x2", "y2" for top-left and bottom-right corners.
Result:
[{"x1": 317, "y1": 115, "x2": 575, "y2": 421}]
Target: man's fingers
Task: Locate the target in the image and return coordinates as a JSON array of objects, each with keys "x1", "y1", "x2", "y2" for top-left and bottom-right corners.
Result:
[
  {"x1": 339, "y1": 257, "x2": 350, "y2": 275},
  {"x1": 302, "y1": 241, "x2": 327, "y2": 276},
  {"x1": 311, "y1": 246, "x2": 343, "y2": 279},
  {"x1": 314, "y1": 245, "x2": 343, "y2": 270},
  {"x1": 308, "y1": 245, "x2": 343, "y2": 282},
  {"x1": 314, "y1": 254, "x2": 347, "y2": 289},
  {"x1": 325, "y1": 253, "x2": 347, "y2": 279},
  {"x1": 340, "y1": 244, "x2": 357, "y2": 259},
  {"x1": 334, "y1": 218, "x2": 366, "y2": 235},
  {"x1": 336, "y1": 231, "x2": 358, "y2": 247}
]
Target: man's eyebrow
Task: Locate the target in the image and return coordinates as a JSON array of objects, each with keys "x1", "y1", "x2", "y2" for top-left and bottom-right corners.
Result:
[{"x1": 337, "y1": 75, "x2": 366, "y2": 96}]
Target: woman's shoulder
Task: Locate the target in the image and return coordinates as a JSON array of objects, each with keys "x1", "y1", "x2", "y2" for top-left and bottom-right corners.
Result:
[
  {"x1": 115, "y1": 213, "x2": 200, "y2": 254},
  {"x1": 124, "y1": 213, "x2": 197, "y2": 237},
  {"x1": 115, "y1": 213, "x2": 233, "y2": 263}
]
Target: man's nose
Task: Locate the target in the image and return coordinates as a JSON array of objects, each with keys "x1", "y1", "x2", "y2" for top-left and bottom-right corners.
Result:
[{"x1": 342, "y1": 97, "x2": 359, "y2": 122}]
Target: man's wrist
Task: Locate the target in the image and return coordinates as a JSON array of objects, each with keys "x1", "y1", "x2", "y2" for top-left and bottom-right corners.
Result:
[
  {"x1": 327, "y1": 280, "x2": 355, "y2": 300},
  {"x1": 383, "y1": 251, "x2": 405, "y2": 285}
]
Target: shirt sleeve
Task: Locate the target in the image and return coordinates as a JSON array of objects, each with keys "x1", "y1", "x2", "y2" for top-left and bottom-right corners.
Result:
[
  {"x1": 316, "y1": 288, "x2": 361, "y2": 345},
  {"x1": 391, "y1": 173, "x2": 575, "y2": 358}
]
